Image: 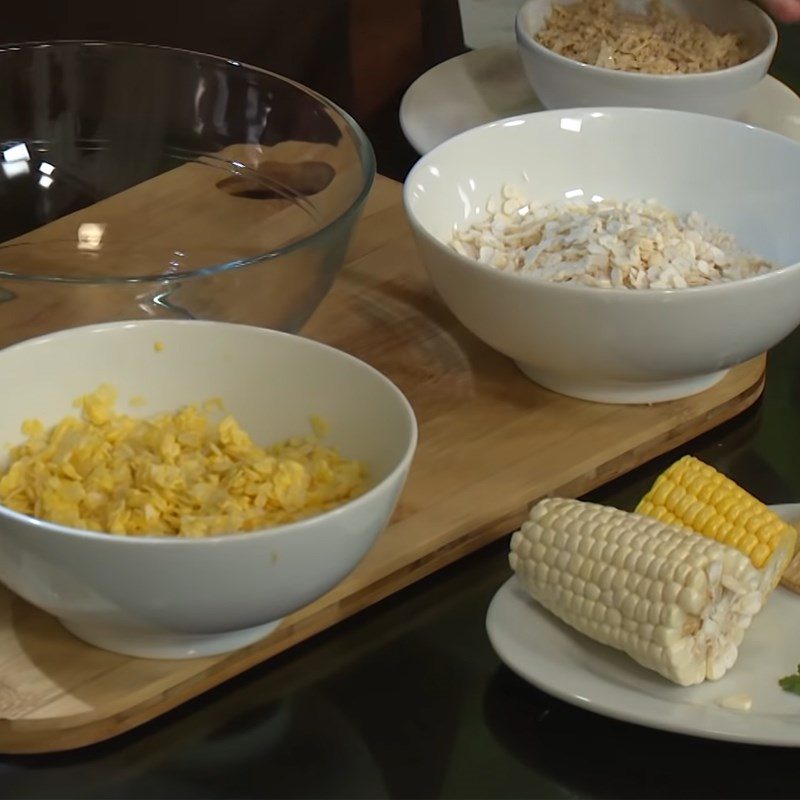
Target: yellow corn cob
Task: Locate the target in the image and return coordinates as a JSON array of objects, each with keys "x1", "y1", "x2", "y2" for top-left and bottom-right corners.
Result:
[
  {"x1": 636, "y1": 456, "x2": 796, "y2": 593},
  {"x1": 510, "y1": 498, "x2": 764, "y2": 686}
]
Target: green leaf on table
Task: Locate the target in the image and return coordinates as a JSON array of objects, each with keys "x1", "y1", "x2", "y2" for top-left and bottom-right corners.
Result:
[{"x1": 778, "y1": 664, "x2": 800, "y2": 695}]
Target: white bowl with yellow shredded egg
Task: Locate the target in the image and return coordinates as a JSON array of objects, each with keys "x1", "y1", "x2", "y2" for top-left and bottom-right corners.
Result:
[
  {"x1": 516, "y1": 0, "x2": 777, "y2": 118},
  {"x1": 0, "y1": 320, "x2": 417, "y2": 659}
]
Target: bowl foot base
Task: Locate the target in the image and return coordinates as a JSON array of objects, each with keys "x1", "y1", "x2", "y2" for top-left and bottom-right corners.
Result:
[
  {"x1": 514, "y1": 362, "x2": 730, "y2": 404},
  {"x1": 60, "y1": 617, "x2": 283, "y2": 659}
]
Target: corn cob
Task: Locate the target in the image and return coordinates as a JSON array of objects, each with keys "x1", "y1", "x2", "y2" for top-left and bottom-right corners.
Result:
[
  {"x1": 636, "y1": 456, "x2": 797, "y2": 593},
  {"x1": 510, "y1": 498, "x2": 764, "y2": 686}
]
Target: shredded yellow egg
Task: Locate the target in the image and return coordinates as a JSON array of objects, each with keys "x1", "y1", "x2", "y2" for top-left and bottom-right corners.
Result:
[{"x1": 0, "y1": 384, "x2": 367, "y2": 538}]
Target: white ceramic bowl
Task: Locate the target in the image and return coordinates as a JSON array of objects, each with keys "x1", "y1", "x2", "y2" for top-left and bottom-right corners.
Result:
[
  {"x1": 0, "y1": 320, "x2": 417, "y2": 658},
  {"x1": 515, "y1": 0, "x2": 777, "y2": 119},
  {"x1": 404, "y1": 107, "x2": 800, "y2": 404}
]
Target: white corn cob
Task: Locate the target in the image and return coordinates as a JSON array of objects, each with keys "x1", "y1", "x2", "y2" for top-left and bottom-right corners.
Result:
[{"x1": 510, "y1": 497, "x2": 765, "y2": 686}]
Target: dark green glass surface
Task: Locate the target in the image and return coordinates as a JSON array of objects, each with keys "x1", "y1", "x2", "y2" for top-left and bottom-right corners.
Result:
[{"x1": 2, "y1": 18, "x2": 800, "y2": 800}]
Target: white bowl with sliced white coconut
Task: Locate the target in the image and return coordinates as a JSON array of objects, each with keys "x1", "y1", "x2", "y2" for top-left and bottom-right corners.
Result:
[{"x1": 404, "y1": 107, "x2": 800, "y2": 404}]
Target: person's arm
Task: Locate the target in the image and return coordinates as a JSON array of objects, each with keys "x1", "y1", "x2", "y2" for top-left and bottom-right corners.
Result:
[{"x1": 761, "y1": 0, "x2": 800, "y2": 22}]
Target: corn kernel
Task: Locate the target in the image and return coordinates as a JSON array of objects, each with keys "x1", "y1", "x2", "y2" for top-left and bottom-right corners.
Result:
[
  {"x1": 750, "y1": 543, "x2": 770, "y2": 569},
  {"x1": 701, "y1": 514, "x2": 725, "y2": 539},
  {"x1": 739, "y1": 533, "x2": 758, "y2": 556},
  {"x1": 693, "y1": 505, "x2": 716, "y2": 531}
]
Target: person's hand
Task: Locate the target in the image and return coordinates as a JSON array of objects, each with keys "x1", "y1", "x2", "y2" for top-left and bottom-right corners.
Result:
[{"x1": 761, "y1": 0, "x2": 800, "y2": 22}]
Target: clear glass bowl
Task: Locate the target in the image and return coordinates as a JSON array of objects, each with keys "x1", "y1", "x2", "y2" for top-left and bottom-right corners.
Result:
[{"x1": 0, "y1": 41, "x2": 376, "y2": 346}]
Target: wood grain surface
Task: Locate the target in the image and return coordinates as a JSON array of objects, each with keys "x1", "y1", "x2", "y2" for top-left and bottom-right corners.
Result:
[{"x1": 0, "y1": 175, "x2": 766, "y2": 754}]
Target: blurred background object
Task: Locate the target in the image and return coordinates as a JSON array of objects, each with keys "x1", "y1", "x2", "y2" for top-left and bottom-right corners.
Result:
[
  {"x1": 459, "y1": 0, "x2": 527, "y2": 47},
  {"x1": 0, "y1": 0, "x2": 467, "y2": 180}
]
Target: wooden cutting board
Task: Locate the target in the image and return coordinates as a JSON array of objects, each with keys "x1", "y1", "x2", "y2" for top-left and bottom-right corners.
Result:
[{"x1": 0, "y1": 174, "x2": 766, "y2": 754}]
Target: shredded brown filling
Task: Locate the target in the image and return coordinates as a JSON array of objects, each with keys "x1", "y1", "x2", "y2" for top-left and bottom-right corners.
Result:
[{"x1": 535, "y1": 0, "x2": 753, "y2": 75}]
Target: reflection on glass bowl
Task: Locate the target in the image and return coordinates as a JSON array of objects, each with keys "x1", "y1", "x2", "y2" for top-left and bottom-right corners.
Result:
[{"x1": 0, "y1": 41, "x2": 376, "y2": 346}]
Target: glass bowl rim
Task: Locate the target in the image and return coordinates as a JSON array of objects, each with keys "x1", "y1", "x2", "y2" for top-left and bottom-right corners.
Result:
[{"x1": 0, "y1": 39, "x2": 377, "y2": 285}]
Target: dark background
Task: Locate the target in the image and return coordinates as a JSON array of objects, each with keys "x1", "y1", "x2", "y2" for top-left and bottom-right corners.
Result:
[
  {"x1": 2, "y1": 0, "x2": 798, "y2": 180},
  {"x1": 0, "y1": 0, "x2": 468, "y2": 180}
]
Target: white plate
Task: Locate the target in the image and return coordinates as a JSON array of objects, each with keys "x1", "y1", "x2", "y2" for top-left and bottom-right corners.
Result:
[
  {"x1": 400, "y1": 45, "x2": 800, "y2": 155},
  {"x1": 486, "y1": 503, "x2": 800, "y2": 746}
]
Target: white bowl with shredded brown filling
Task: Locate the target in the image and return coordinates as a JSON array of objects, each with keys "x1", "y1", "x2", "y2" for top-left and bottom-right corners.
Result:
[
  {"x1": 516, "y1": 0, "x2": 777, "y2": 118},
  {"x1": 0, "y1": 320, "x2": 417, "y2": 659}
]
